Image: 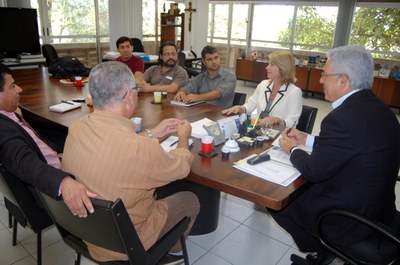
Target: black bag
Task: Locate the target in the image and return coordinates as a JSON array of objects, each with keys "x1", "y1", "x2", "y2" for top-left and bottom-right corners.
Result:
[{"x1": 48, "y1": 56, "x2": 91, "y2": 78}]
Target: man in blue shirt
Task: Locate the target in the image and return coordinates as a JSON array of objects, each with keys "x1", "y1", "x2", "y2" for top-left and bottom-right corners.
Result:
[{"x1": 174, "y1": 45, "x2": 236, "y2": 108}]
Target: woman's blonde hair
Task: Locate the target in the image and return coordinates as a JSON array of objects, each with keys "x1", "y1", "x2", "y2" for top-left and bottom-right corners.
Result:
[{"x1": 268, "y1": 50, "x2": 296, "y2": 84}]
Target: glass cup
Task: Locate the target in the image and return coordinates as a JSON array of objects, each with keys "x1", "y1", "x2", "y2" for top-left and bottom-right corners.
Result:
[
  {"x1": 153, "y1": 91, "x2": 162, "y2": 103},
  {"x1": 83, "y1": 83, "x2": 92, "y2": 107},
  {"x1": 162, "y1": 91, "x2": 168, "y2": 99},
  {"x1": 201, "y1": 135, "x2": 214, "y2": 154},
  {"x1": 261, "y1": 123, "x2": 273, "y2": 140},
  {"x1": 130, "y1": 117, "x2": 142, "y2": 133}
]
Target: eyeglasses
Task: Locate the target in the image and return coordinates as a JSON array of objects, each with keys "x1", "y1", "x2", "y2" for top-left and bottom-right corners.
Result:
[
  {"x1": 321, "y1": 73, "x2": 343, "y2": 79},
  {"x1": 162, "y1": 52, "x2": 177, "y2": 57},
  {"x1": 121, "y1": 86, "x2": 138, "y2": 100}
]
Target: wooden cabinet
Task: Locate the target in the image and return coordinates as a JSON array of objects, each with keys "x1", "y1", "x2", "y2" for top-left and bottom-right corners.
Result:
[
  {"x1": 372, "y1": 77, "x2": 400, "y2": 108},
  {"x1": 235, "y1": 59, "x2": 268, "y2": 83},
  {"x1": 295, "y1": 66, "x2": 310, "y2": 91},
  {"x1": 308, "y1": 68, "x2": 324, "y2": 94},
  {"x1": 160, "y1": 13, "x2": 184, "y2": 51}
]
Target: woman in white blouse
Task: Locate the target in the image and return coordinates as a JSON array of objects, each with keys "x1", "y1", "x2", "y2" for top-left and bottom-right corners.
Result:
[{"x1": 222, "y1": 50, "x2": 302, "y2": 128}]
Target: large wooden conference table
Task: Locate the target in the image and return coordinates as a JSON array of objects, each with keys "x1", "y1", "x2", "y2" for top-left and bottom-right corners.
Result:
[{"x1": 13, "y1": 67, "x2": 307, "y2": 231}]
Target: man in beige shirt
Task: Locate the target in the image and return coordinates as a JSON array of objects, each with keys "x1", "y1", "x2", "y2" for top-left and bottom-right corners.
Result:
[{"x1": 62, "y1": 61, "x2": 199, "y2": 265}]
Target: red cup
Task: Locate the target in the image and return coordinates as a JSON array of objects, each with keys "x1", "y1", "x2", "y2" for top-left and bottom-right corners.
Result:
[
  {"x1": 201, "y1": 135, "x2": 213, "y2": 154},
  {"x1": 75, "y1": 76, "x2": 82, "y2": 86}
]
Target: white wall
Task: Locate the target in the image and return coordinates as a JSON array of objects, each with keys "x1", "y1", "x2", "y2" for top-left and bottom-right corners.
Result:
[
  {"x1": 109, "y1": 0, "x2": 208, "y2": 55},
  {"x1": 109, "y1": 0, "x2": 143, "y2": 51}
]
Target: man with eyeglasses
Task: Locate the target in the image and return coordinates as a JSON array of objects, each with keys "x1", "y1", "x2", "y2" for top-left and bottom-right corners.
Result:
[
  {"x1": 62, "y1": 61, "x2": 199, "y2": 265},
  {"x1": 174, "y1": 45, "x2": 236, "y2": 108},
  {"x1": 137, "y1": 42, "x2": 188, "y2": 94},
  {"x1": 271, "y1": 45, "x2": 400, "y2": 264}
]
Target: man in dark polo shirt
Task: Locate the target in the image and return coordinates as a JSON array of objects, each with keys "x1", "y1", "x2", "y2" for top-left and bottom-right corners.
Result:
[{"x1": 137, "y1": 42, "x2": 188, "y2": 94}]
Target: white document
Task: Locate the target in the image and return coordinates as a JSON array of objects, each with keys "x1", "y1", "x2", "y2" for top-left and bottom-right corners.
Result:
[
  {"x1": 49, "y1": 101, "x2": 81, "y2": 113},
  {"x1": 233, "y1": 154, "x2": 301, "y2": 187},
  {"x1": 160, "y1": 136, "x2": 193, "y2": 152},
  {"x1": 190, "y1": 118, "x2": 214, "y2": 138},
  {"x1": 170, "y1": 100, "x2": 205, "y2": 107},
  {"x1": 272, "y1": 135, "x2": 313, "y2": 154}
]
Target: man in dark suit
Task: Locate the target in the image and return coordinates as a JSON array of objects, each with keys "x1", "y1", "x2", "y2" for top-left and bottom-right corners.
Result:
[
  {"x1": 276, "y1": 45, "x2": 400, "y2": 264},
  {"x1": 0, "y1": 63, "x2": 95, "y2": 217}
]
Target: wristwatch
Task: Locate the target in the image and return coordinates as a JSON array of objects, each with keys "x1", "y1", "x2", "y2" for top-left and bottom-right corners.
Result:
[{"x1": 145, "y1": 129, "x2": 153, "y2": 138}]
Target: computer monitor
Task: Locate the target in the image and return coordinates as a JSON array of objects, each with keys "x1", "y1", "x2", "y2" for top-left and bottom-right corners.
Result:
[{"x1": 0, "y1": 7, "x2": 41, "y2": 58}]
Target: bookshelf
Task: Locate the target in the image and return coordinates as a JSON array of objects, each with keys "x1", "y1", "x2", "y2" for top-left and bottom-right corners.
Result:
[{"x1": 160, "y1": 13, "x2": 185, "y2": 51}]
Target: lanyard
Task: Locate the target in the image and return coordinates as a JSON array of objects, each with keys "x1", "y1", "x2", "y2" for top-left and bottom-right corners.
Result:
[{"x1": 259, "y1": 83, "x2": 289, "y2": 118}]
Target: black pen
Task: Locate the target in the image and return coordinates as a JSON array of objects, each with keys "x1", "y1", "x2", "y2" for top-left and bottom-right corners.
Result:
[
  {"x1": 287, "y1": 121, "x2": 297, "y2": 134},
  {"x1": 61, "y1": 100, "x2": 74, "y2": 105},
  {"x1": 170, "y1": 140, "x2": 179, "y2": 147}
]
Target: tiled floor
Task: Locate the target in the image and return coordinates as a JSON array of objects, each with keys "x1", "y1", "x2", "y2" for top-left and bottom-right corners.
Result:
[{"x1": 0, "y1": 81, "x2": 399, "y2": 265}]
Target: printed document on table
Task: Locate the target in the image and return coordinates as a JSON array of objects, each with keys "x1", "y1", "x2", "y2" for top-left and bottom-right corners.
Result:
[
  {"x1": 272, "y1": 135, "x2": 313, "y2": 154},
  {"x1": 190, "y1": 118, "x2": 214, "y2": 138},
  {"x1": 233, "y1": 154, "x2": 301, "y2": 186},
  {"x1": 160, "y1": 136, "x2": 193, "y2": 152}
]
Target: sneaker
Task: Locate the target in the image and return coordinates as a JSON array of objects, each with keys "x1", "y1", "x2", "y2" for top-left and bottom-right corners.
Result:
[{"x1": 158, "y1": 253, "x2": 184, "y2": 265}]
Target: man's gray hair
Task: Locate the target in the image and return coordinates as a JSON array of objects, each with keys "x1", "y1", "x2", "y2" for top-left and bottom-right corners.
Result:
[
  {"x1": 327, "y1": 45, "x2": 374, "y2": 90},
  {"x1": 88, "y1": 61, "x2": 136, "y2": 108}
]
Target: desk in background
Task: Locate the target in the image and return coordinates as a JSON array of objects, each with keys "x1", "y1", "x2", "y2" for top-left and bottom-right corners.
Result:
[{"x1": 13, "y1": 67, "x2": 308, "y2": 233}]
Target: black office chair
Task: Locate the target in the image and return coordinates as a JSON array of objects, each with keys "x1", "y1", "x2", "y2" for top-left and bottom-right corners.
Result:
[
  {"x1": 178, "y1": 52, "x2": 203, "y2": 78},
  {"x1": 296, "y1": 105, "x2": 318, "y2": 134},
  {"x1": 0, "y1": 164, "x2": 53, "y2": 265},
  {"x1": 131, "y1": 38, "x2": 145, "y2": 53},
  {"x1": 42, "y1": 44, "x2": 59, "y2": 66},
  {"x1": 39, "y1": 193, "x2": 191, "y2": 265},
  {"x1": 232, "y1": 92, "x2": 247, "y2": 106},
  {"x1": 317, "y1": 209, "x2": 400, "y2": 265}
]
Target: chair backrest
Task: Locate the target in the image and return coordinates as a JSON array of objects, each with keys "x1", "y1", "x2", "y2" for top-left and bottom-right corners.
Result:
[
  {"x1": 0, "y1": 164, "x2": 53, "y2": 233},
  {"x1": 40, "y1": 193, "x2": 146, "y2": 263},
  {"x1": 178, "y1": 52, "x2": 186, "y2": 67},
  {"x1": 233, "y1": 92, "x2": 247, "y2": 106},
  {"x1": 42, "y1": 44, "x2": 59, "y2": 66},
  {"x1": 296, "y1": 105, "x2": 318, "y2": 134},
  {"x1": 131, "y1": 38, "x2": 145, "y2": 53},
  {"x1": 318, "y1": 209, "x2": 400, "y2": 265}
]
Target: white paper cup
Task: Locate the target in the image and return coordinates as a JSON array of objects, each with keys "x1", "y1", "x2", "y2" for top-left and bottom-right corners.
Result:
[{"x1": 130, "y1": 117, "x2": 142, "y2": 133}]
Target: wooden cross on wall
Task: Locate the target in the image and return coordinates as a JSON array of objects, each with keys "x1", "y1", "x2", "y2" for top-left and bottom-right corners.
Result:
[{"x1": 184, "y1": 1, "x2": 196, "y2": 32}]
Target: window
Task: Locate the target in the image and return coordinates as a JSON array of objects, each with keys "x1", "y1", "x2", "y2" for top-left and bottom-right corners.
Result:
[
  {"x1": 251, "y1": 4, "x2": 295, "y2": 49},
  {"x1": 350, "y1": 5, "x2": 400, "y2": 60},
  {"x1": 31, "y1": 0, "x2": 109, "y2": 66}
]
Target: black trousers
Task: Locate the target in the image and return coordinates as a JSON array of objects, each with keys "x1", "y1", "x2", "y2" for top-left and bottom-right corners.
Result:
[{"x1": 269, "y1": 207, "x2": 325, "y2": 254}]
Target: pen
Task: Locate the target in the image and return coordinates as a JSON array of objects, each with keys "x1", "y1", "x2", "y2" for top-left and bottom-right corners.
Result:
[
  {"x1": 170, "y1": 140, "x2": 179, "y2": 147},
  {"x1": 61, "y1": 100, "x2": 74, "y2": 105},
  {"x1": 287, "y1": 121, "x2": 297, "y2": 134},
  {"x1": 252, "y1": 115, "x2": 260, "y2": 129}
]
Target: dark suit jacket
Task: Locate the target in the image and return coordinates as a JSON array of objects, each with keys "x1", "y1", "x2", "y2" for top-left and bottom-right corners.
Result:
[
  {"x1": 289, "y1": 89, "x2": 400, "y2": 246},
  {"x1": 0, "y1": 113, "x2": 69, "y2": 198}
]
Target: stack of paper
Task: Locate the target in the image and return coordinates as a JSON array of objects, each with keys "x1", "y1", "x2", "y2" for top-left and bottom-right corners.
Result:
[
  {"x1": 190, "y1": 118, "x2": 214, "y2": 138},
  {"x1": 233, "y1": 154, "x2": 300, "y2": 186}
]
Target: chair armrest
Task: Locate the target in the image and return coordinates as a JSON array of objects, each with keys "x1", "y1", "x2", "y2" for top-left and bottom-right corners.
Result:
[{"x1": 317, "y1": 209, "x2": 400, "y2": 265}]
